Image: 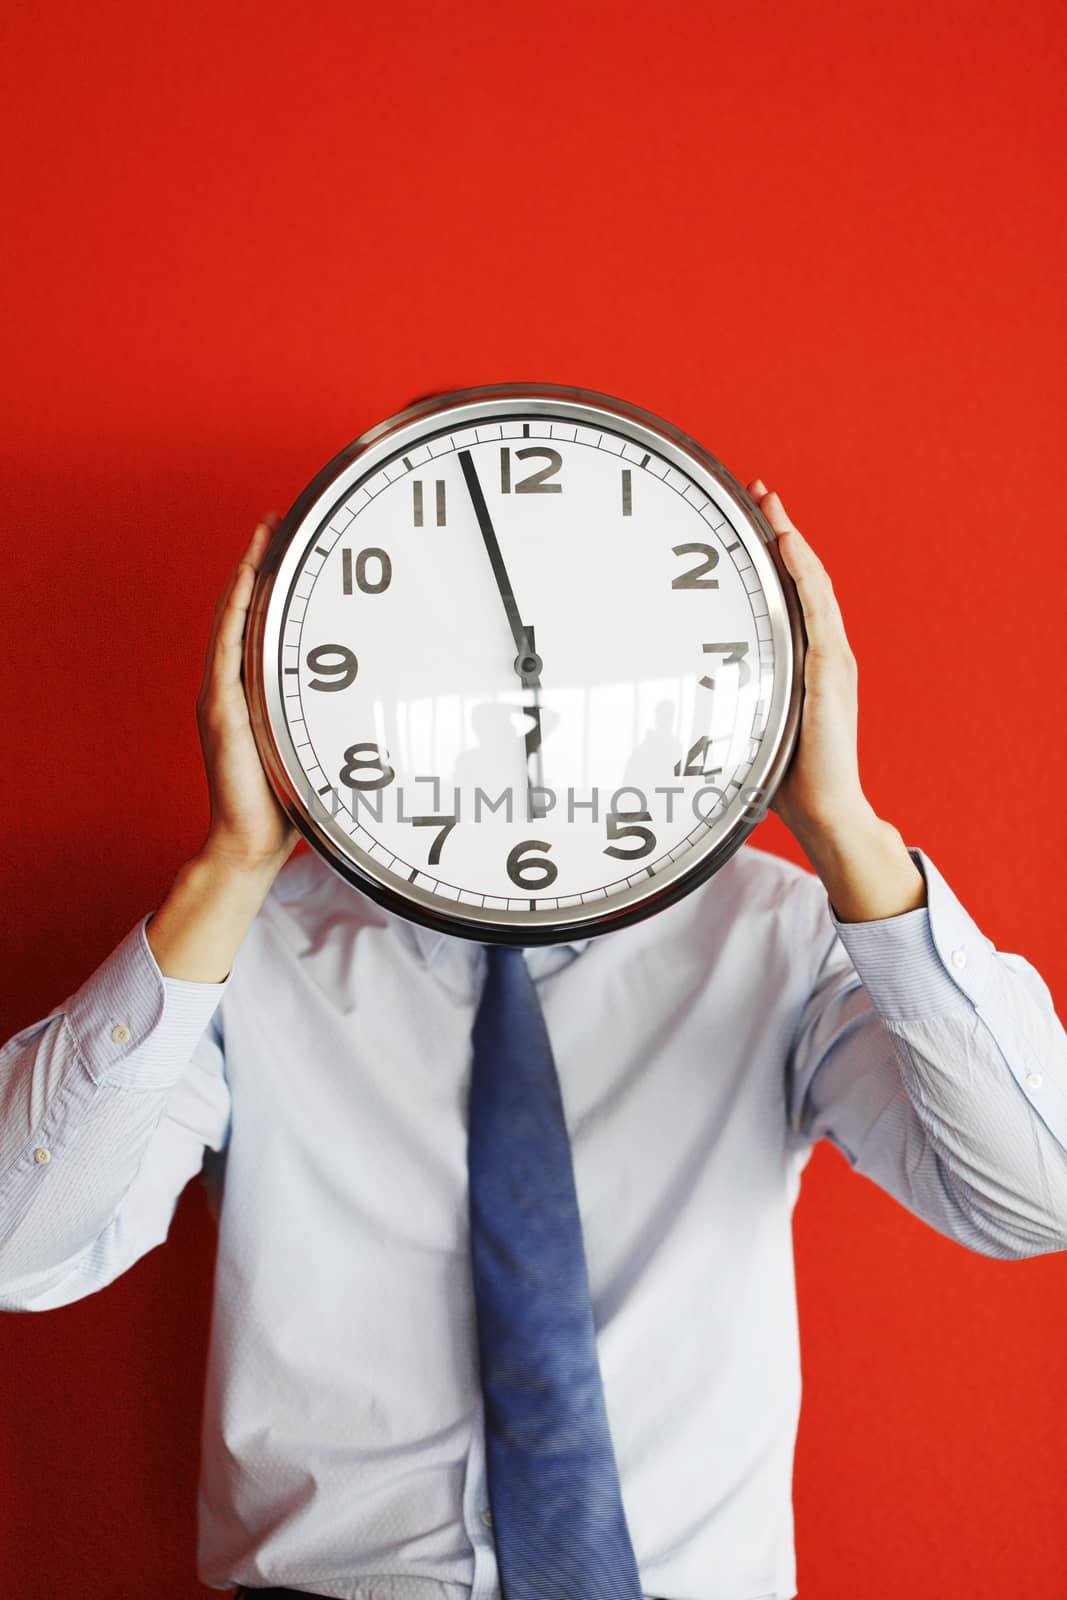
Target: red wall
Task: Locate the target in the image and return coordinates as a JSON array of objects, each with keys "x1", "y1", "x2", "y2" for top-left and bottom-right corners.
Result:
[{"x1": 2, "y1": 3, "x2": 1065, "y2": 1595}]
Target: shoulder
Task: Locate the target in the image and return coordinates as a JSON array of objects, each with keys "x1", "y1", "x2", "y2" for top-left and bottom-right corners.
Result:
[
  {"x1": 254, "y1": 847, "x2": 394, "y2": 959},
  {"x1": 716, "y1": 840, "x2": 821, "y2": 906},
  {"x1": 691, "y1": 840, "x2": 829, "y2": 933},
  {"x1": 267, "y1": 845, "x2": 359, "y2": 908},
  {"x1": 605, "y1": 839, "x2": 830, "y2": 961}
]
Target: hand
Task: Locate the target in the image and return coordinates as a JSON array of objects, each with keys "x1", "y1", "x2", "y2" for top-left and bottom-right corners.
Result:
[
  {"x1": 748, "y1": 477, "x2": 926, "y2": 919},
  {"x1": 194, "y1": 516, "x2": 302, "y2": 874},
  {"x1": 747, "y1": 477, "x2": 870, "y2": 843}
]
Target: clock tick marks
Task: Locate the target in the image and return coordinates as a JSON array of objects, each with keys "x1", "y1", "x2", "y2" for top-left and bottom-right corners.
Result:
[{"x1": 265, "y1": 388, "x2": 792, "y2": 940}]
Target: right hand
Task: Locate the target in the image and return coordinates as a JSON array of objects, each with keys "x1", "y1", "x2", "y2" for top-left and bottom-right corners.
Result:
[{"x1": 195, "y1": 515, "x2": 302, "y2": 873}]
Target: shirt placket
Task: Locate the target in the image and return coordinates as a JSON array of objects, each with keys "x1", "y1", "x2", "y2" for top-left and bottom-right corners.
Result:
[{"x1": 459, "y1": 1390, "x2": 501, "y2": 1599}]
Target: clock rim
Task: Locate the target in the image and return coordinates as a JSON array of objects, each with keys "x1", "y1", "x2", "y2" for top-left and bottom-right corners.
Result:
[{"x1": 244, "y1": 381, "x2": 805, "y2": 946}]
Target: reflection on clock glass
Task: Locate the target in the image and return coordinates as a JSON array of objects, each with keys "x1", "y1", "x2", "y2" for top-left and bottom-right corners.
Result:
[{"x1": 276, "y1": 416, "x2": 775, "y2": 912}]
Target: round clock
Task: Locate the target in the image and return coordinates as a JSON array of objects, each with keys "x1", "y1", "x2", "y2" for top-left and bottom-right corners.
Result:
[{"x1": 244, "y1": 382, "x2": 805, "y2": 946}]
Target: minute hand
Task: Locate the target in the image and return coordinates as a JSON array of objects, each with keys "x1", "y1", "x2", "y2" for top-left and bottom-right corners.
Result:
[{"x1": 457, "y1": 449, "x2": 540, "y2": 686}]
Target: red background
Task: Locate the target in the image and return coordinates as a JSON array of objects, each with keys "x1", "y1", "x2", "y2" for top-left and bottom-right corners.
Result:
[{"x1": 1, "y1": 2, "x2": 1065, "y2": 1595}]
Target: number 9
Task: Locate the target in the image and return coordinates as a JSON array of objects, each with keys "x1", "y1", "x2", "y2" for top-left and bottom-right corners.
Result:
[{"x1": 306, "y1": 644, "x2": 359, "y2": 692}]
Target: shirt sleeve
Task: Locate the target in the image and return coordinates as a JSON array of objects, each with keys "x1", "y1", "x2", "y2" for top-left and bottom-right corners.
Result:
[
  {"x1": 786, "y1": 847, "x2": 1067, "y2": 1259},
  {"x1": 0, "y1": 913, "x2": 233, "y2": 1311}
]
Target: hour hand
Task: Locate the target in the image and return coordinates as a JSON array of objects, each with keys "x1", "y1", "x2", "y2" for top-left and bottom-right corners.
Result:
[{"x1": 522, "y1": 626, "x2": 549, "y2": 821}]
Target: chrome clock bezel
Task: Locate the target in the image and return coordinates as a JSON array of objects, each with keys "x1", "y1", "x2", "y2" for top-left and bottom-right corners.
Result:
[{"x1": 244, "y1": 381, "x2": 805, "y2": 945}]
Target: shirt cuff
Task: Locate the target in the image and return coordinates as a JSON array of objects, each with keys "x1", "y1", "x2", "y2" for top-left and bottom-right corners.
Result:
[
  {"x1": 63, "y1": 914, "x2": 230, "y2": 1090},
  {"x1": 827, "y1": 847, "x2": 996, "y2": 1020}
]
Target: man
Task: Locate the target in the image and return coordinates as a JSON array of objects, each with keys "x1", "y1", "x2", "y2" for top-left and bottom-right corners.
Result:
[{"x1": 1, "y1": 477, "x2": 1064, "y2": 1600}]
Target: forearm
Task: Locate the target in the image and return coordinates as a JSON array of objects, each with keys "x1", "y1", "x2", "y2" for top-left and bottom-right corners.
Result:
[
  {"x1": 886, "y1": 1004, "x2": 1067, "y2": 1256},
  {"x1": 789, "y1": 802, "x2": 927, "y2": 923},
  {"x1": 146, "y1": 847, "x2": 287, "y2": 982},
  {"x1": 0, "y1": 910, "x2": 231, "y2": 1305},
  {"x1": 800, "y1": 845, "x2": 1067, "y2": 1258}
]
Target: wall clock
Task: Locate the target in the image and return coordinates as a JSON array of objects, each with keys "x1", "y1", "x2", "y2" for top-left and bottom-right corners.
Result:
[{"x1": 244, "y1": 382, "x2": 805, "y2": 945}]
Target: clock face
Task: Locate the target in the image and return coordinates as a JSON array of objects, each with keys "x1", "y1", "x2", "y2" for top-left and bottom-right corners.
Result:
[{"x1": 247, "y1": 384, "x2": 803, "y2": 943}]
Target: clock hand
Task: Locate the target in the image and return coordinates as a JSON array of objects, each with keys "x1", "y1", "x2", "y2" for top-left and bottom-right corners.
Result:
[
  {"x1": 457, "y1": 450, "x2": 548, "y2": 821},
  {"x1": 457, "y1": 449, "x2": 542, "y2": 689},
  {"x1": 523, "y1": 626, "x2": 548, "y2": 823}
]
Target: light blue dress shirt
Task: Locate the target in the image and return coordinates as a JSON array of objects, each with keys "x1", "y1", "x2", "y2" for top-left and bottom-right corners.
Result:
[{"x1": 1, "y1": 843, "x2": 1065, "y2": 1600}]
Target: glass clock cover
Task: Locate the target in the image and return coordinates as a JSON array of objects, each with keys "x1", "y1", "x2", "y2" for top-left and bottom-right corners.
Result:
[{"x1": 244, "y1": 383, "x2": 804, "y2": 944}]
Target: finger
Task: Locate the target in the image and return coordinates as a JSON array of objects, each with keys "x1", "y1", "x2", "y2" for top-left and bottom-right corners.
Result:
[
  {"x1": 240, "y1": 514, "x2": 276, "y2": 568},
  {"x1": 200, "y1": 519, "x2": 272, "y2": 699},
  {"x1": 750, "y1": 479, "x2": 805, "y2": 543},
  {"x1": 760, "y1": 488, "x2": 801, "y2": 537},
  {"x1": 215, "y1": 528, "x2": 271, "y2": 676},
  {"x1": 217, "y1": 515, "x2": 274, "y2": 621},
  {"x1": 200, "y1": 566, "x2": 242, "y2": 697},
  {"x1": 759, "y1": 491, "x2": 852, "y2": 659},
  {"x1": 215, "y1": 562, "x2": 256, "y2": 666},
  {"x1": 199, "y1": 568, "x2": 253, "y2": 710}
]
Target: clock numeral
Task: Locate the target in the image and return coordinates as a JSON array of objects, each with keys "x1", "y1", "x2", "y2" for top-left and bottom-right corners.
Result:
[
  {"x1": 343, "y1": 547, "x2": 392, "y2": 594},
  {"x1": 305, "y1": 644, "x2": 358, "y2": 691},
  {"x1": 506, "y1": 839, "x2": 558, "y2": 891},
  {"x1": 412, "y1": 479, "x2": 447, "y2": 526},
  {"x1": 604, "y1": 810, "x2": 657, "y2": 860},
  {"x1": 699, "y1": 641, "x2": 751, "y2": 690},
  {"x1": 500, "y1": 446, "x2": 563, "y2": 495},
  {"x1": 672, "y1": 544, "x2": 720, "y2": 588},
  {"x1": 673, "y1": 737, "x2": 723, "y2": 779},
  {"x1": 412, "y1": 812, "x2": 458, "y2": 866},
  {"x1": 339, "y1": 742, "x2": 395, "y2": 791},
  {"x1": 621, "y1": 467, "x2": 632, "y2": 517}
]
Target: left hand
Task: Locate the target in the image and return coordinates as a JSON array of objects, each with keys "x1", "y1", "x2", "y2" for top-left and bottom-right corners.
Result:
[
  {"x1": 746, "y1": 477, "x2": 873, "y2": 846},
  {"x1": 744, "y1": 478, "x2": 926, "y2": 920}
]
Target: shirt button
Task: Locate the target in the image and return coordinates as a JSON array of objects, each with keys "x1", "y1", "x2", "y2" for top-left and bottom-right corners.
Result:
[
  {"x1": 111, "y1": 1024, "x2": 131, "y2": 1045},
  {"x1": 950, "y1": 947, "x2": 967, "y2": 969},
  {"x1": 33, "y1": 1147, "x2": 51, "y2": 1165},
  {"x1": 480, "y1": 1508, "x2": 494, "y2": 1529},
  {"x1": 1025, "y1": 1072, "x2": 1043, "y2": 1089}
]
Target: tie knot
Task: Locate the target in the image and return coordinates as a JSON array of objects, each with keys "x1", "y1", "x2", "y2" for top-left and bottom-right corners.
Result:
[
  {"x1": 483, "y1": 942, "x2": 528, "y2": 966},
  {"x1": 479, "y1": 943, "x2": 535, "y2": 1006}
]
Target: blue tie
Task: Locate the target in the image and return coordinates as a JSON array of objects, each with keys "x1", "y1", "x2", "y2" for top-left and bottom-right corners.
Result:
[{"x1": 467, "y1": 943, "x2": 644, "y2": 1600}]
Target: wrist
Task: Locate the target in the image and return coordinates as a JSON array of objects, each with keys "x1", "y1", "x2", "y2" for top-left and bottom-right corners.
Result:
[
  {"x1": 788, "y1": 809, "x2": 926, "y2": 923},
  {"x1": 146, "y1": 848, "x2": 288, "y2": 982},
  {"x1": 195, "y1": 837, "x2": 295, "y2": 888},
  {"x1": 780, "y1": 793, "x2": 884, "y2": 857}
]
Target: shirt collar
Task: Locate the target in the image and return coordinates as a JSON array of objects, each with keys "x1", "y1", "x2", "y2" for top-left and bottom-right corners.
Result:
[{"x1": 398, "y1": 915, "x2": 591, "y2": 967}]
